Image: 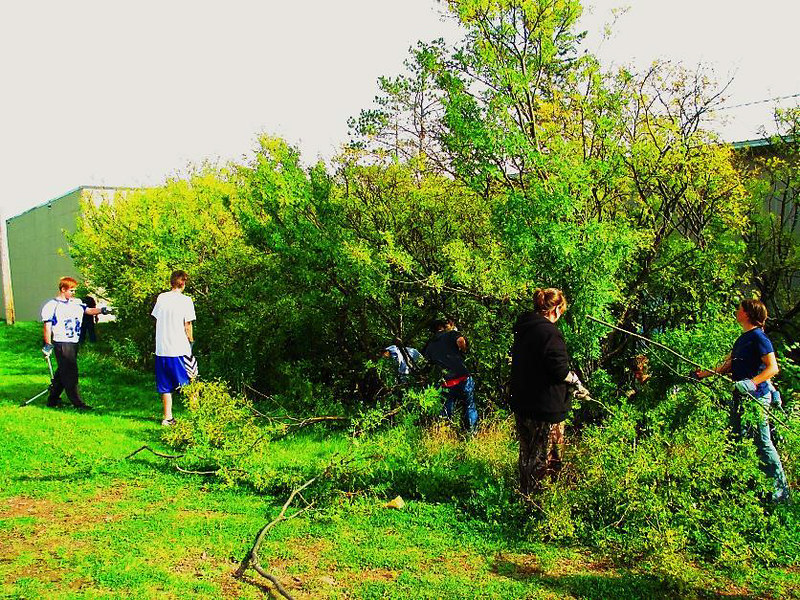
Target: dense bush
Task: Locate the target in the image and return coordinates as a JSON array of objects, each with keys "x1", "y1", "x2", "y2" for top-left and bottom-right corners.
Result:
[{"x1": 68, "y1": 0, "x2": 800, "y2": 577}]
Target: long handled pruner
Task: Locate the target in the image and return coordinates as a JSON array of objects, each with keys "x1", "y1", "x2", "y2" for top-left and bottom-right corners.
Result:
[
  {"x1": 20, "y1": 354, "x2": 54, "y2": 407},
  {"x1": 587, "y1": 315, "x2": 796, "y2": 432}
]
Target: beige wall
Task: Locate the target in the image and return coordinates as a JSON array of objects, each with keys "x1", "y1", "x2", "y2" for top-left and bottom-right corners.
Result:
[{"x1": 4, "y1": 187, "x2": 119, "y2": 321}]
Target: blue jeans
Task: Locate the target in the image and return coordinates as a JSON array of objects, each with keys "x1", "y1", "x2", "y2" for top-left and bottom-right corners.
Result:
[
  {"x1": 441, "y1": 377, "x2": 478, "y2": 431},
  {"x1": 730, "y1": 392, "x2": 790, "y2": 502}
]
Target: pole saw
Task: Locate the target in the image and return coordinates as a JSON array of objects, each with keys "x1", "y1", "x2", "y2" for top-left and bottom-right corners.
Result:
[
  {"x1": 587, "y1": 315, "x2": 795, "y2": 432},
  {"x1": 20, "y1": 354, "x2": 54, "y2": 407}
]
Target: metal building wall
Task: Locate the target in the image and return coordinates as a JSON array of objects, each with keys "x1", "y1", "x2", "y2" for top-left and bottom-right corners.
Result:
[{"x1": 5, "y1": 187, "x2": 118, "y2": 321}]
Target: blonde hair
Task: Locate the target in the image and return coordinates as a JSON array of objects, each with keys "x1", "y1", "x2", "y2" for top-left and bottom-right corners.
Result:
[{"x1": 533, "y1": 288, "x2": 567, "y2": 316}]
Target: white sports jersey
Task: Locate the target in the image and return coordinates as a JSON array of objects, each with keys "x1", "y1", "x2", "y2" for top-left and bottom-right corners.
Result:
[
  {"x1": 151, "y1": 290, "x2": 196, "y2": 357},
  {"x1": 41, "y1": 298, "x2": 86, "y2": 343}
]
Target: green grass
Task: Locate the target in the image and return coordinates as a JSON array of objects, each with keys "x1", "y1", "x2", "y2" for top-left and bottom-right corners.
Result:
[{"x1": 1, "y1": 321, "x2": 798, "y2": 599}]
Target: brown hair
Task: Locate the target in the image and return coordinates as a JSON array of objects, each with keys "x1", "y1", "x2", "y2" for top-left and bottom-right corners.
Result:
[
  {"x1": 740, "y1": 298, "x2": 768, "y2": 328},
  {"x1": 58, "y1": 276, "x2": 79, "y2": 291},
  {"x1": 170, "y1": 270, "x2": 188, "y2": 288},
  {"x1": 533, "y1": 288, "x2": 567, "y2": 316}
]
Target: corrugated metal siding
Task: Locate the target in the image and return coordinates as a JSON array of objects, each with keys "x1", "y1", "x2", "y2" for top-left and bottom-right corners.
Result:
[{"x1": 5, "y1": 187, "x2": 121, "y2": 321}]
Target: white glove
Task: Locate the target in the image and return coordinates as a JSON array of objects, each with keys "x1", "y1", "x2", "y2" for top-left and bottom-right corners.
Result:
[
  {"x1": 565, "y1": 371, "x2": 592, "y2": 401},
  {"x1": 733, "y1": 379, "x2": 757, "y2": 395}
]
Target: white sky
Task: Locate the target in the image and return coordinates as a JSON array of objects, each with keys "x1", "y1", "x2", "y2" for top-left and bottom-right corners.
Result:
[{"x1": 2, "y1": 1, "x2": 799, "y2": 219}]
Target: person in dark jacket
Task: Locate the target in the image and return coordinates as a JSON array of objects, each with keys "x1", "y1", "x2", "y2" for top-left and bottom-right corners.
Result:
[
  {"x1": 510, "y1": 288, "x2": 590, "y2": 495},
  {"x1": 423, "y1": 318, "x2": 478, "y2": 432},
  {"x1": 79, "y1": 295, "x2": 98, "y2": 343}
]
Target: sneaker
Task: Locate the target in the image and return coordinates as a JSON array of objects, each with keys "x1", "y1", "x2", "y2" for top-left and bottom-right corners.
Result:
[
  {"x1": 73, "y1": 403, "x2": 93, "y2": 411},
  {"x1": 47, "y1": 400, "x2": 63, "y2": 408},
  {"x1": 161, "y1": 418, "x2": 176, "y2": 427}
]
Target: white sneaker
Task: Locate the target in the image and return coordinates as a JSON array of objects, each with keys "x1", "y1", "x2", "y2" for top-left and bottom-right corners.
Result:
[{"x1": 161, "y1": 418, "x2": 176, "y2": 426}]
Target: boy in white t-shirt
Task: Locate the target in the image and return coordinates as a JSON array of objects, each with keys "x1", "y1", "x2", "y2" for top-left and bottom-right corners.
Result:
[
  {"x1": 151, "y1": 270, "x2": 197, "y2": 425},
  {"x1": 41, "y1": 276, "x2": 107, "y2": 409}
]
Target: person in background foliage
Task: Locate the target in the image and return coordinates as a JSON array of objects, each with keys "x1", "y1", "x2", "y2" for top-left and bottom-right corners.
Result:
[
  {"x1": 41, "y1": 277, "x2": 107, "y2": 409},
  {"x1": 152, "y1": 270, "x2": 197, "y2": 426},
  {"x1": 693, "y1": 299, "x2": 790, "y2": 503},
  {"x1": 423, "y1": 318, "x2": 478, "y2": 433},
  {"x1": 383, "y1": 344, "x2": 422, "y2": 382},
  {"x1": 510, "y1": 288, "x2": 590, "y2": 496},
  {"x1": 79, "y1": 295, "x2": 98, "y2": 344}
]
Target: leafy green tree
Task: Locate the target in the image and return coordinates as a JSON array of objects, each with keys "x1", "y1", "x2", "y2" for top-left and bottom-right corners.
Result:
[
  {"x1": 69, "y1": 169, "x2": 271, "y2": 382},
  {"x1": 740, "y1": 108, "x2": 800, "y2": 341}
]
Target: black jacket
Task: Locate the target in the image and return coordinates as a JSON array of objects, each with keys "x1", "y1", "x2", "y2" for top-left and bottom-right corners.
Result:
[
  {"x1": 423, "y1": 330, "x2": 469, "y2": 379},
  {"x1": 509, "y1": 312, "x2": 571, "y2": 422}
]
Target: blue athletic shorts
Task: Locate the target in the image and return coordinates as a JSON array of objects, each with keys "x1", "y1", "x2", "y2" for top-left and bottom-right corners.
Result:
[{"x1": 155, "y1": 355, "x2": 197, "y2": 393}]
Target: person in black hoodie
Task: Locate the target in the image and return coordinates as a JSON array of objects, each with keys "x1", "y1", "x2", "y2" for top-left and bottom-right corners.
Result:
[{"x1": 510, "y1": 288, "x2": 590, "y2": 495}]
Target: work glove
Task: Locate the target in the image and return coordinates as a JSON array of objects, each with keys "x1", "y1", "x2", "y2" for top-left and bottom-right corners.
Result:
[
  {"x1": 733, "y1": 379, "x2": 757, "y2": 395},
  {"x1": 101, "y1": 306, "x2": 113, "y2": 315},
  {"x1": 687, "y1": 370, "x2": 701, "y2": 381},
  {"x1": 565, "y1": 371, "x2": 592, "y2": 401},
  {"x1": 42, "y1": 343, "x2": 53, "y2": 358}
]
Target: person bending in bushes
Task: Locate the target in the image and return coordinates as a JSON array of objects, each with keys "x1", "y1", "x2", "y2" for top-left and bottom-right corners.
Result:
[
  {"x1": 152, "y1": 270, "x2": 197, "y2": 426},
  {"x1": 423, "y1": 318, "x2": 478, "y2": 433},
  {"x1": 693, "y1": 298, "x2": 790, "y2": 503},
  {"x1": 41, "y1": 276, "x2": 108, "y2": 409},
  {"x1": 382, "y1": 344, "x2": 422, "y2": 383},
  {"x1": 509, "y1": 288, "x2": 590, "y2": 496}
]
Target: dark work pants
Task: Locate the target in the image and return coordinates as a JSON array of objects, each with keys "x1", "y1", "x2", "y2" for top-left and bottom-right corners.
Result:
[
  {"x1": 515, "y1": 414, "x2": 565, "y2": 496},
  {"x1": 48, "y1": 342, "x2": 84, "y2": 406}
]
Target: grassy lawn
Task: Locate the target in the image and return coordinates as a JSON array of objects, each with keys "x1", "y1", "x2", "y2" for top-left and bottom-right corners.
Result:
[{"x1": 1, "y1": 322, "x2": 798, "y2": 599}]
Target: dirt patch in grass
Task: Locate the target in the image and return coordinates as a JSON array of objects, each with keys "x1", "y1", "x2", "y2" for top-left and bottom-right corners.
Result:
[
  {"x1": 0, "y1": 496, "x2": 58, "y2": 520},
  {"x1": 3, "y1": 553, "x2": 71, "y2": 586},
  {"x1": 490, "y1": 550, "x2": 621, "y2": 582},
  {"x1": 0, "y1": 483, "x2": 135, "y2": 585},
  {"x1": 172, "y1": 551, "x2": 254, "y2": 598}
]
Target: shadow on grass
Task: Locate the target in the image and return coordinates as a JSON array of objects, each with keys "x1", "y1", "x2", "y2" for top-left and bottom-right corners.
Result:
[
  {"x1": 13, "y1": 468, "x2": 96, "y2": 483},
  {"x1": 492, "y1": 556, "x2": 761, "y2": 600}
]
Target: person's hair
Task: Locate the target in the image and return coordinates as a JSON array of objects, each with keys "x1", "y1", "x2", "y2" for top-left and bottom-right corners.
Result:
[
  {"x1": 533, "y1": 288, "x2": 567, "y2": 316},
  {"x1": 429, "y1": 318, "x2": 449, "y2": 333},
  {"x1": 740, "y1": 298, "x2": 768, "y2": 327},
  {"x1": 58, "y1": 276, "x2": 79, "y2": 291},
  {"x1": 170, "y1": 270, "x2": 189, "y2": 288}
]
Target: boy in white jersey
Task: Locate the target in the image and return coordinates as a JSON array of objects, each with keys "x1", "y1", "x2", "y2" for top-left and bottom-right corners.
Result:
[
  {"x1": 41, "y1": 276, "x2": 106, "y2": 409},
  {"x1": 152, "y1": 270, "x2": 197, "y2": 426}
]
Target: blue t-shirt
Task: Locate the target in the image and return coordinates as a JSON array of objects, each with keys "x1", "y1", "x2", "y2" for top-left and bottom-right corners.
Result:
[{"x1": 730, "y1": 328, "x2": 774, "y2": 396}]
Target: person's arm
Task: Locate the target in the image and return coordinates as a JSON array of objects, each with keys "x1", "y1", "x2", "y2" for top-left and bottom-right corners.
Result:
[
  {"x1": 751, "y1": 352, "x2": 779, "y2": 386},
  {"x1": 42, "y1": 322, "x2": 54, "y2": 356},
  {"x1": 695, "y1": 355, "x2": 731, "y2": 379},
  {"x1": 185, "y1": 321, "x2": 194, "y2": 344},
  {"x1": 541, "y1": 331, "x2": 570, "y2": 383}
]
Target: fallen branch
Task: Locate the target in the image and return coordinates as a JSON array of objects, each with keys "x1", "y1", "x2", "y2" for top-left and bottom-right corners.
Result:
[
  {"x1": 124, "y1": 445, "x2": 185, "y2": 460},
  {"x1": 125, "y1": 445, "x2": 220, "y2": 476},
  {"x1": 351, "y1": 403, "x2": 406, "y2": 438},
  {"x1": 175, "y1": 465, "x2": 218, "y2": 476},
  {"x1": 234, "y1": 477, "x2": 318, "y2": 599}
]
